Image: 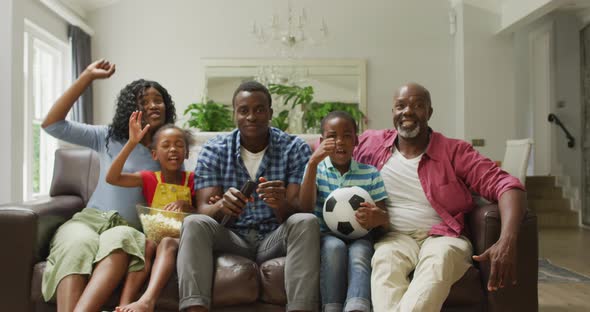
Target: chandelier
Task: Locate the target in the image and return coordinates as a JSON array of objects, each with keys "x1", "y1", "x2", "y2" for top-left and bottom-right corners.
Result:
[
  {"x1": 251, "y1": 0, "x2": 328, "y2": 58},
  {"x1": 255, "y1": 64, "x2": 310, "y2": 86}
]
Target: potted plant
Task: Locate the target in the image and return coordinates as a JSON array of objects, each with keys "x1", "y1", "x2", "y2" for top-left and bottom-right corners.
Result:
[
  {"x1": 183, "y1": 99, "x2": 233, "y2": 132},
  {"x1": 268, "y1": 83, "x2": 364, "y2": 133},
  {"x1": 271, "y1": 110, "x2": 290, "y2": 131},
  {"x1": 304, "y1": 101, "x2": 365, "y2": 133}
]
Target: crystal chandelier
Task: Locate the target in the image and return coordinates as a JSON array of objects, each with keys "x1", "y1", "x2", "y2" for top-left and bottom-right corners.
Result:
[
  {"x1": 251, "y1": 0, "x2": 328, "y2": 58},
  {"x1": 255, "y1": 64, "x2": 310, "y2": 86}
]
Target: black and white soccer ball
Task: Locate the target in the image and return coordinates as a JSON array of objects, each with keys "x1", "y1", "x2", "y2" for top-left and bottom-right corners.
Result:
[{"x1": 323, "y1": 186, "x2": 374, "y2": 239}]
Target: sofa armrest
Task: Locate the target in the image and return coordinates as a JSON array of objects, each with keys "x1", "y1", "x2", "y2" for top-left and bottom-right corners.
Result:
[
  {"x1": 467, "y1": 204, "x2": 538, "y2": 312},
  {"x1": 1, "y1": 195, "x2": 84, "y2": 260},
  {"x1": 0, "y1": 195, "x2": 84, "y2": 312},
  {"x1": 468, "y1": 204, "x2": 500, "y2": 255},
  {"x1": 0, "y1": 207, "x2": 38, "y2": 312}
]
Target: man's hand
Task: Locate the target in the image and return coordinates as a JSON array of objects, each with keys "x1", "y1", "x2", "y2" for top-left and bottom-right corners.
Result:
[
  {"x1": 83, "y1": 59, "x2": 116, "y2": 80},
  {"x1": 163, "y1": 200, "x2": 191, "y2": 212},
  {"x1": 309, "y1": 138, "x2": 336, "y2": 166},
  {"x1": 215, "y1": 187, "x2": 251, "y2": 217},
  {"x1": 256, "y1": 177, "x2": 286, "y2": 210},
  {"x1": 208, "y1": 195, "x2": 221, "y2": 205},
  {"x1": 472, "y1": 236, "x2": 518, "y2": 291},
  {"x1": 128, "y1": 111, "x2": 150, "y2": 144},
  {"x1": 355, "y1": 202, "x2": 388, "y2": 229}
]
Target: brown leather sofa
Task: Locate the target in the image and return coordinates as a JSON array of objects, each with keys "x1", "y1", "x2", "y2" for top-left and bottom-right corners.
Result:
[{"x1": 0, "y1": 147, "x2": 538, "y2": 312}]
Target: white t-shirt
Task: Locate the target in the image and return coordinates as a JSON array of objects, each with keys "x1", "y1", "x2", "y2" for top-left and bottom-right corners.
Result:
[
  {"x1": 241, "y1": 145, "x2": 267, "y2": 181},
  {"x1": 380, "y1": 147, "x2": 442, "y2": 232}
]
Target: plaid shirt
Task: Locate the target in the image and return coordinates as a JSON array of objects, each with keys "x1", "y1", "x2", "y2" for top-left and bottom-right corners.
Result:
[{"x1": 195, "y1": 128, "x2": 311, "y2": 236}]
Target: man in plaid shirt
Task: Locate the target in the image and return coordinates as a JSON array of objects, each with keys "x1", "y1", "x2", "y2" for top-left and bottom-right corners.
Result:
[{"x1": 177, "y1": 81, "x2": 320, "y2": 312}]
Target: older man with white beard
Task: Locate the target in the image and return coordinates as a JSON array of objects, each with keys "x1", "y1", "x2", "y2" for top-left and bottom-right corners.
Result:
[{"x1": 353, "y1": 82, "x2": 526, "y2": 312}]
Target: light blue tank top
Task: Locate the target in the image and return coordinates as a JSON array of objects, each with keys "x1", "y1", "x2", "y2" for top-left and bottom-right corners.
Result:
[{"x1": 44, "y1": 120, "x2": 160, "y2": 228}]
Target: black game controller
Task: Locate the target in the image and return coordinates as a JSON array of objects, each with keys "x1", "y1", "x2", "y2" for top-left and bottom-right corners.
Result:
[{"x1": 220, "y1": 180, "x2": 256, "y2": 225}]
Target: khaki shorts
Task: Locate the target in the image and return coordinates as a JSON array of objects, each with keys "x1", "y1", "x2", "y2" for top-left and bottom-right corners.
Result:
[{"x1": 42, "y1": 208, "x2": 146, "y2": 302}]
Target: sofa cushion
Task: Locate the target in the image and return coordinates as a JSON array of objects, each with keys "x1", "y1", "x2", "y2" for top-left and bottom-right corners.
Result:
[
  {"x1": 444, "y1": 266, "x2": 485, "y2": 307},
  {"x1": 212, "y1": 254, "x2": 260, "y2": 306},
  {"x1": 259, "y1": 257, "x2": 286, "y2": 305},
  {"x1": 31, "y1": 254, "x2": 261, "y2": 310}
]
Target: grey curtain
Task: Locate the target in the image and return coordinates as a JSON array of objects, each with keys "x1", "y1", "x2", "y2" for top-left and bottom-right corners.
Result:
[{"x1": 68, "y1": 25, "x2": 92, "y2": 123}]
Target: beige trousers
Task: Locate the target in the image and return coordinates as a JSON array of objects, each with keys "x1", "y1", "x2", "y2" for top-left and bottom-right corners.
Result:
[{"x1": 371, "y1": 231, "x2": 473, "y2": 312}]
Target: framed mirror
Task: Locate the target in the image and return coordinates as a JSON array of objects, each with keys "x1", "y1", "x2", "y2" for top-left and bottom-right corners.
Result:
[{"x1": 202, "y1": 58, "x2": 367, "y2": 133}]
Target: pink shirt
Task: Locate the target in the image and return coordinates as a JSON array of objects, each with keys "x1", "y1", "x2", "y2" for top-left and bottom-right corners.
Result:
[{"x1": 353, "y1": 129, "x2": 525, "y2": 237}]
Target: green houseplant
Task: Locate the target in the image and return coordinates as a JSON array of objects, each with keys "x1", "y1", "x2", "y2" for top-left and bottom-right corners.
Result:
[
  {"x1": 268, "y1": 83, "x2": 364, "y2": 133},
  {"x1": 304, "y1": 101, "x2": 365, "y2": 132},
  {"x1": 271, "y1": 110, "x2": 290, "y2": 131},
  {"x1": 183, "y1": 99, "x2": 234, "y2": 132}
]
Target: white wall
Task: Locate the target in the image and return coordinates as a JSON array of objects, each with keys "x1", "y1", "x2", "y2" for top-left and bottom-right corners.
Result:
[
  {"x1": 553, "y1": 12, "x2": 582, "y2": 189},
  {"x1": 514, "y1": 11, "x2": 583, "y2": 188},
  {"x1": 88, "y1": 0, "x2": 456, "y2": 135},
  {"x1": 0, "y1": 0, "x2": 18, "y2": 203},
  {"x1": 461, "y1": 3, "x2": 516, "y2": 161},
  {"x1": 0, "y1": 0, "x2": 68, "y2": 204}
]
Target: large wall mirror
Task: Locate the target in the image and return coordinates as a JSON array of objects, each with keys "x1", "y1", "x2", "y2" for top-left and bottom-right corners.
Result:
[{"x1": 203, "y1": 58, "x2": 367, "y2": 133}]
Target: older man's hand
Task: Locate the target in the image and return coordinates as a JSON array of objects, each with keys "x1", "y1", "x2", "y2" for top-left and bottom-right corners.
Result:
[
  {"x1": 355, "y1": 202, "x2": 388, "y2": 230},
  {"x1": 472, "y1": 236, "x2": 518, "y2": 291}
]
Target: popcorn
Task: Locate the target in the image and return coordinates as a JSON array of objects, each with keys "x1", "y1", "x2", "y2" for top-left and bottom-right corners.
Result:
[{"x1": 139, "y1": 212, "x2": 183, "y2": 243}]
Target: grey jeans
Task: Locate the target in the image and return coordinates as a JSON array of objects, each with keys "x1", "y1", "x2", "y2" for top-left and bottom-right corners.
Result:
[{"x1": 177, "y1": 213, "x2": 320, "y2": 311}]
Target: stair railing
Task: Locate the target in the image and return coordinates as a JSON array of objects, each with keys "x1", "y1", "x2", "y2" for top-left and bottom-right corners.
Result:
[{"x1": 547, "y1": 113, "x2": 575, "y2": 148}]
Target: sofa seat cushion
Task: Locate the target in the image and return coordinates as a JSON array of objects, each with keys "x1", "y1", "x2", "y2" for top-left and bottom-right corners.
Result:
[
  {"x1": 212, "y1": 254, "x2": 260, "y2": 306},
  {"x1": 259, "y1": 257, "x2": 286, "y2": 305},
  {"x1": 31, "y1": 254, "x2": 261, "y2": 310}
]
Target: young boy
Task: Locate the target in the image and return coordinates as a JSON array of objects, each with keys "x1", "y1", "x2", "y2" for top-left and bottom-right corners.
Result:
[{"x1": 299, "y1": 111, "x2": 389, "y2": 312}]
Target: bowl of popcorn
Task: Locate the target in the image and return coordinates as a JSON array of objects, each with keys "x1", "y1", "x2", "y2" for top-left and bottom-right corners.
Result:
[{"x1": 136, "y1": 204, "x2": 193, "y2": 243}]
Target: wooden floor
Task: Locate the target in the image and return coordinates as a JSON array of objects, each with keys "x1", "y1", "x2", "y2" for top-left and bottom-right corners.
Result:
[{"x1": 538, "y1": 227, "x2": 590, "y2": 311}]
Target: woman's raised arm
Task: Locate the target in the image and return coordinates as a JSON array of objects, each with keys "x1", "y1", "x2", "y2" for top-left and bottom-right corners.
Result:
[{"x1": 42, "y1": 59, "x2": 116, "y2": 128}]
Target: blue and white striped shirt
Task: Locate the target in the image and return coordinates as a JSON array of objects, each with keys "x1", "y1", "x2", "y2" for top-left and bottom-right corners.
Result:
[
  {"x1": 309, "y1": 158, "x2": 388, "y2": 232},
  {"x1": 195, "y1": 128, "x2": 311, "y2": 236}
]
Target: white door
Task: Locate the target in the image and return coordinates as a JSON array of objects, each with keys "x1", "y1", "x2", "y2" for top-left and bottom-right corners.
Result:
[{"x1": 529, "y1": 23, "x2": 555, "y2": 176}]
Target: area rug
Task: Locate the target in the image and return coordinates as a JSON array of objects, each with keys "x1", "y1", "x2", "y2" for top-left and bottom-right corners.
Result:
[{"x1": 538, "y1": 258, "x2": 590, "y2": 283}]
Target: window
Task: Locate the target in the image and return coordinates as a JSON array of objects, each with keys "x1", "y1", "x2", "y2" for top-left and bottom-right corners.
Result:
[{"x1": 23, "y1": 20, "x2": 70, "y2": 200}]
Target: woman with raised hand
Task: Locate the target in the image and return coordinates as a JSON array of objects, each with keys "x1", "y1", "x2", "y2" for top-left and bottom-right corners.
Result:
[{"x1": 41, "y1": 59, "x2": 176, "y2": 312}]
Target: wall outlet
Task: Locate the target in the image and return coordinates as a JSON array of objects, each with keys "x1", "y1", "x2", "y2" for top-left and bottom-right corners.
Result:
[{"x1": 471, "y1": 139, "x2": 485, "y2": 147}]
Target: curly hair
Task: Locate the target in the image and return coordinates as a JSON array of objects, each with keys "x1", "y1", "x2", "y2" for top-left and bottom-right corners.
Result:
[{"x1": 106, "y1": 79, "x2": 176, "y2": 152}]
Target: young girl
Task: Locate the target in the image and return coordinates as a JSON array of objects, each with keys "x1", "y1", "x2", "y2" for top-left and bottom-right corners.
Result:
[
  {"x1": 299, "y1": 111, "x2": 389, "y2": 312},
  {"x1": 41, "y1": 59, "x2": 176, "y2": 312},
  {"x1": 106, "y1": 112, "x2": 196, "y2": 312}
]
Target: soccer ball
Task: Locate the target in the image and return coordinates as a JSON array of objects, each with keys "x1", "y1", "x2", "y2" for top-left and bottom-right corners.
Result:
[{"x1": 323, "y1": 186, "x2": 374, "y2": 239}]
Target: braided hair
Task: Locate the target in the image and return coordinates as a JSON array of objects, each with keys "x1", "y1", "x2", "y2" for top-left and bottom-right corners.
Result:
[{"x1": 106, "y1": 79, "x2": 176, "y2": 152}]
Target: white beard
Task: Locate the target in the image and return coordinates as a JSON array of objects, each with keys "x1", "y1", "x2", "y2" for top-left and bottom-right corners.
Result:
[{"x1": 397, "y1": 123, "x2": 421, "y2": 138}]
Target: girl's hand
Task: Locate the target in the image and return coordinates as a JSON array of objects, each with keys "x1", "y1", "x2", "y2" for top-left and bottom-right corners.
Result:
[
  {"x1": 128, "y1": 111, "x2": 150, "y2": 144},
  {"x1": 163, "y1": 200, "x2": 190, "y2": 212},
  {"x1": 83, "y1": 59, "x2": 116, "y2": 80},
  {"x1": 310, "y1": 138, "x2": 336, "y2": 165}
]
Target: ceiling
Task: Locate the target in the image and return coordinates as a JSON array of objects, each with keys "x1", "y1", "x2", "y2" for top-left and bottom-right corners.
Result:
[
  {"x1": 62, "y1": 0, "x2": 590, "y2": 15},
  {"x1": 558, "y1": 0, "x2": 590, "y2": 11},
  {"x1": 58, "y1": 0, "x2": 121, "y2": 17}
]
